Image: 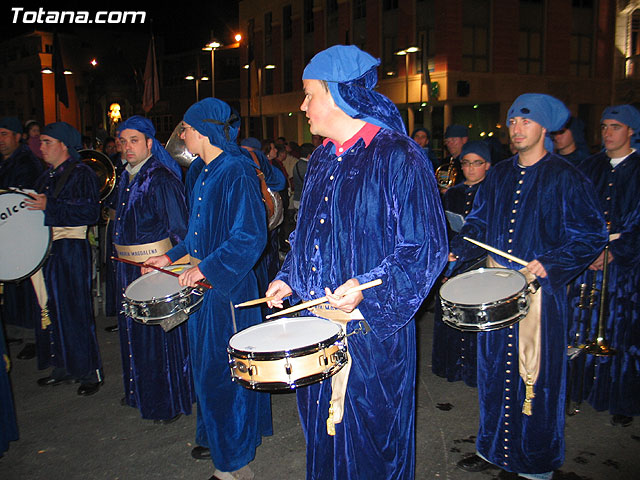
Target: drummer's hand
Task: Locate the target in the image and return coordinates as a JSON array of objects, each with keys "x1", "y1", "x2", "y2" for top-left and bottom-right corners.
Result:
[
  {"x1": 178, "y1": 266, "x2": 205, "y2": 287},
  {"x1": 24, "y1": 192, "x2": 47, "y2": 211},
  {"x1": 448, "y1": 252, "x2": 458, "y2": 262},
  {"x1": 141, "y1": 254, "x2": 171, "y2": 275},
  {"x1": 526, "y1": 259, "x2": 547, "y2": 278},
  {"x1": 265, "y1": 280, "x2": 293, "y2": 309},
  {"x1": 325, "y1": 278, "x2": 363, "y2": 313}
]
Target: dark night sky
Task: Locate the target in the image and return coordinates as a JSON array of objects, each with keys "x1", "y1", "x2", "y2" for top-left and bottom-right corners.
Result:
[{"x1": 3, "y1": 1, "x2": 240, "y2": 54}]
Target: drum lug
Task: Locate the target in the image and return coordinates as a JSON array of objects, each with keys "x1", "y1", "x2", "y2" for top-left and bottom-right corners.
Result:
[
  {"x1": 527, "y1": 279, "x2": 540, "y2": 294},
  {"x1": 518, "y1": 294, "x2": 529, "y2": 313}
]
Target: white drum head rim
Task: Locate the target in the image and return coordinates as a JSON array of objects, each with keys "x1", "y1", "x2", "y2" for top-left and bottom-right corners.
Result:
[
  {"x1": 229, "y1": 316, "x2": 342, "y2": 353},
  {"x1": 124, "y1": 264, "x2": 193, "y2": 302},
  {"x1": 0, "y1": 191, "x2": 51, "y2": 281},
  {"x1": 440, "y1": 267, "x2": 527, "y2": 306}
]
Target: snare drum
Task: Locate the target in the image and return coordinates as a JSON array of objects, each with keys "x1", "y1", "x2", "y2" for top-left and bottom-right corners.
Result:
[
  {"x1": 227, "y1": 316, "x2": 348, "y2": 391},
  {"x1": 122, "y1": 264, "x2": 205, "y2": 330},
  {"x1": 439, "y1": 268, "x2": 530, "y2": 331},
  {"x1": 0, "y1": 190, "x2": 51, "y2": 281}
]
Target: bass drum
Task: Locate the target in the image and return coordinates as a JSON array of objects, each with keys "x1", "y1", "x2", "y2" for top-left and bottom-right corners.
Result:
[{"x1": 0, "y1": 190, "x2": 51, "y2": 281}]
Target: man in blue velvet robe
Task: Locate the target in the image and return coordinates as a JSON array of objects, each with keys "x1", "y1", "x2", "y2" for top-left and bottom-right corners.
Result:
[
  {"x1": 450, "y1": 94, "x2": 607, "y2": 479},
  {"x1": 0, "y1": 316, "x2": 19, "y2": 456},
  {"x1": 0, "y1": 117, "x2": 43, "y2": 360},
  {"x1": 432, "y1": 141, "x2": 492, "y2": 388},
  {"x1": 146, "y1": 99, "x2": 272, "y2": 480},
  {"x1": 113, "y1": 116, "x2": 194, "y2": 422},
  {"x1": 567, "y1": 105, "x2": 640, "y2": 427},
  {"x1": 265, "y1": 45, "x2": 448, "y2": 480},
  {"x1": 24, "y1": 122, "x2": 103, "y2": 396}
]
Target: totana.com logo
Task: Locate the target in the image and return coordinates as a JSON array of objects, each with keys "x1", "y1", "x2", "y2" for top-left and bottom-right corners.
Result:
[{"x1": 10, "y1": 8, "x2": 146, "y2": 24}]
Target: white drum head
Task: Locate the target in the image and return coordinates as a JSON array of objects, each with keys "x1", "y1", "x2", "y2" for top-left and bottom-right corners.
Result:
[
  {"x1": 229, "y1": 316, "x2": 341, "y2": 353},
  {"x1": 440, "y1": 268, "x2": 527, "y2": 305},
  {"x1": 124, "y1": 264, "x2": 192, "y2": 301},
  {"x1": 0, "y1": 191, "x2": 51, "y2": 281}
]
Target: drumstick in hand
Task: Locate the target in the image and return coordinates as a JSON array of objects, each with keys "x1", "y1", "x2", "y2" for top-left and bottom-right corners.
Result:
[
  {"x1": 265, "y1": 279, "x2": 382, "y2": 319},
  {"x1": 462, "y1": 237, "x2": 529, "y2": 267},
  {"x1": 235, "y1": 293, "x2": 292, "y2": 308},
  {"x1": 110, "y1": 256, "x2": 212, "y2": 289}
]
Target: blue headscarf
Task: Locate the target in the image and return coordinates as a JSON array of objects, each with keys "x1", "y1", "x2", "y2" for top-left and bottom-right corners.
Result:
[
  {"x1": 601, "y1": 104, "x2": 640, "y2": 148},
  {"x1": 507, "y1": 93, "x2": 570, "y2": 152},
  {"x1": 183, "y1": 98, "x2": 244, "y2": 157},
  {"x1": 117, "y1": 115, "x2": 182, "y2": 179},
  {"x1": 461, "y1": 140, "x2": 491, "y2": 164},
  {"x1": 302, "y1": 45, "x2": 406, "y2": 134},
  {"x1": 41, "y1": 121, "x2": 82, "y2": 161}
]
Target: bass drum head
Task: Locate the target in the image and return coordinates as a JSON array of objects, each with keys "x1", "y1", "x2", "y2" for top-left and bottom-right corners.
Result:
[
  {"x1": 229, "y1": 316, "x2": 342, "y2": 356},
  {"x1": 124, "y1": 264, "x2": 192, "y2": 301},
  {"x1": 0, "y1": 191, "x2": 51, "y2": 281},
  {"x1": 440, "y1": 267, "x2": 527, "y2": 306}
]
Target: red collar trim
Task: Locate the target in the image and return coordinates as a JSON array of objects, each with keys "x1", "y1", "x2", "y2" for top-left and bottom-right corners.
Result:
[{"x1": 323, "y1": 123, "x2": 380, "y2": 153}]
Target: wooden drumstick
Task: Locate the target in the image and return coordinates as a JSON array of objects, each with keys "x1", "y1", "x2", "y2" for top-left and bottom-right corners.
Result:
[
  {"x1": 265, "y1": 278, "x2": 383, "y2": 320},
  {"x1": 110, "y1": 256, "x2": 212, "y2": 289},
  {"x1": 462, "y1": 237, "x2": 529, "y2": 267},
  {"x1": 235, "y1": 293, "x2": 291, "y2": 308}
]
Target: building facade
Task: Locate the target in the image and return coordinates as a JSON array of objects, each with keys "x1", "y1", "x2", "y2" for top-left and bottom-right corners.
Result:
[{"x1": 239, "y1": 0, "x2": 640, "y2": 152}]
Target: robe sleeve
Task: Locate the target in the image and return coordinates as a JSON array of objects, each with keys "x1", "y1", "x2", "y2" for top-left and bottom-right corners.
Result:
[
  {"x1": 152, "y1": 171, "x2": 188, "y2": 245},
  {"x1": 609, "y1": 201, "x2": 640, "y2": 266},
  {"x1": 195, "y1": 175, "x2": 266, "y2": 297},
  {"x1": 354, "y1": 152, "x2": 448, "y2": 340},
  {"x1": 44, "y1": 164, "x2": 100, "y2": 226}
]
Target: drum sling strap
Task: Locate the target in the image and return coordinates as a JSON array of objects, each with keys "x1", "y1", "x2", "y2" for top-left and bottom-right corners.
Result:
[
  {"x1": 32, "y1": 164, "x2": 89, "y2": 329},
  {"x1": 307, "y1": 305, "x2": 367, "y2": 435},
  {"x1": 487, "y1": 256, "x2": 541, "y2": 416}
]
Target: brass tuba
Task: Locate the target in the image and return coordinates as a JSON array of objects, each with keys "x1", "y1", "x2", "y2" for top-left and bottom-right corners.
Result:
[
  {"x1": 79, "y1": 149, "x2": 116, "y2": 201},
  {"x1": 435, "y1": 157, "x2": 459, "y2": 191},
  {"x1": 165, "y1": 122, "x2": 198, "y2": 168}
]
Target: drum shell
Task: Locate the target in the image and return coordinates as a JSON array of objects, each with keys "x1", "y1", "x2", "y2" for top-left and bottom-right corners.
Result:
[
  {"x1": 227, "y1": 318, "x2": 348, "y2": 391},
  {"x1": 441, "y1": 291, "x2": 529, "y2": 331},
  {"x1": 121, "y1": 266, "x2": 205, "y2": 325},
  {"x1": 439, "y1": 267, "x2": 530, "y2": 332}
]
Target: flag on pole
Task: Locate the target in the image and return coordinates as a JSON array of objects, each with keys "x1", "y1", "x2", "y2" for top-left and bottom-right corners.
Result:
[
  {"x1": 52, "y1": 32, "x2": 69, "y2": 108},
  {"x1": 142, "y1": 35, "x2": 160, "y2": 113}
]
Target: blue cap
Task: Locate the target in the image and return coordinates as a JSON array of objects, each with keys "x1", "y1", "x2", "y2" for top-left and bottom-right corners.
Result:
[
  {"x1": 0, "y1": 117, "x2": 22, "y2": 134},
  {"x1": 240, "y1": 137, "x2": 262, "y2": 150},
  {"x1": 507, "y1": 94, "x2": 570, "y2": 151},
  {"x1": 461, "y1": 140, "x2": 491, "y2": 164},
  {"x1": 444, "y1": 124, "x2": 468, "y2": 138}
]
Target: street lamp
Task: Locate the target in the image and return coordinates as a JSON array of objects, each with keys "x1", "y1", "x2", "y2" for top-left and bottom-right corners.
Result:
[
  {"x1": 395, "y1": 46, "x2": 420, "y2": 105},
  {"x1": 202, "y1": 34, "x2": 242, "y2": 98}
]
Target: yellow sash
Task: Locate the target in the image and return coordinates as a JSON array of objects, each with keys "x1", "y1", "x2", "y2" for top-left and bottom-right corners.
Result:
[
  {"x1": 114, "y1": 237, "x2": 172, "y2": 263},
  {"x1": 32, "y1": 226, "x2": 88, "y2": 329}
]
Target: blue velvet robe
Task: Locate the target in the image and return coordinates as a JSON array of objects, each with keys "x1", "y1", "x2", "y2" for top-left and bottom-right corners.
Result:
[
  {"x1": 166, "y1": 150, "x2": 272, "y2": 472},
  {"x1": 104, "y1": 153, "x2": 127, "y2": 317},
  {"x1": 113, "y1": 157, "x2": 194, "y2": 420},
  {"x1": 276, "y1": 127, "x2": 448, "y2": 480},
  {"x1": 0, "y1": 144, "x2": 44, "y2": 331},
  {"x1": 567, "y1": 150, "x2": 640, "y2": 417},
  {"x1": 34, "y1": 159, "x2": 102, "y2": 380},
  {"x1": 450, "y1": 153, "x2": 607, "y2": 475},
  {"x1": 432, "y1": 181, "x2": 485, "y2": 387},
  {"x1": 0, "y1": 318, "x2": 19, "y2": 456}
]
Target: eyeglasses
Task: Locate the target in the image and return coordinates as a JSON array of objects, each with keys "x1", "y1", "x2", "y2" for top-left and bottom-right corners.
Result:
[
  {"x1": 178, "y1": 122, "x2": 197, "y2": 135},
  {"x1": 460, "y1": 160, "x2": 486, "y2": 168}
]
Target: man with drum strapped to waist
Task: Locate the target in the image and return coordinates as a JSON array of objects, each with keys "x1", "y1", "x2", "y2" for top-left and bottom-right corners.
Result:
[
  {"x1": 0, "y1": 116, "x2": 44, "y2": 360},
  {"x1": 112, "y1": 116, "x2": 194, "y2": 423},
  {"x1": 265, "y1": 45, "x2": 448, "y2": 480},
  {"x1": 449, "y1": 94, "x2": 607, "y2": 479},
  {"x1": 24, "y1": 122, "x2": 103, "y2": 396},
  {"x1": 145, "y1": 98, "x2": 272, "y2": 480}
]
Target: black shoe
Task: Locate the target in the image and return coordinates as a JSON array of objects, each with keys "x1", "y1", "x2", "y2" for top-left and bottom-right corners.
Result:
[
  {"x1": 37, "y1": 375, "x2": 73, "y2": 387},
  {"x1": 104, "y1": 324, "x2": 119, "y2": 332},
  {"x1": 17, "y1": 342, "x2": 36, "y2": 360},
  {"x1": 77, "y1": 381, "x2": 102, "y2": 396},
  {"x1": 191, "y1": 445, "x2": 211, "y2": 460},
  {"x1": 457, "y1": 454, "x2": 494, "y2": 472},
  {"x1": 120, "y1": 396, "x2": 127, "y2": 406},
  {"x1": 153, "y1": 413, "x2": 182, "y2": 425},
  {"x1": 611, "y1": 414, "x2": 633, "y2": 427}
]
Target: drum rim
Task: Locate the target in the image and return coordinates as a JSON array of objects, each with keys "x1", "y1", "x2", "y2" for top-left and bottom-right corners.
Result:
[
  {"x1": 0, "y1": 191, "x2": 52, "y2": 282},
  {"x1": 231, "y1": 360, "x2": 347, "y2": 391},
  {"x1": 228, "y1": 316, "x2": 344, "y2": 360},
  {"x1": 123, "y1": 265, "x2": 194, "y2": 303},
  {"x1": 439, "y1": 267, "x2": 528, "y2": 307}
]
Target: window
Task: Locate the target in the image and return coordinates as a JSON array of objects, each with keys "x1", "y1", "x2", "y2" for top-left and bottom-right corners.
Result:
[
  {"x1": 283, "y1": 5, "x2": 292, "y2": 40},
  {"x1": 304, "y1": 0, "x2": 314, "y2": 34},
  {"x1": 265, "y1": 12, "x2": 272, "y2": 48},
  {"x1": 518, "y1": 0, "x2": 544, "y2": 74},
  {"x1": 462, "y1": 0, "x2": 490, "y2": 72},
  {"x1": 354, "y1": 0, "x2": 366, "y2": 19},
  {"x1": 570, "y1": 0, "x2": 593, "y2": 76}
]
